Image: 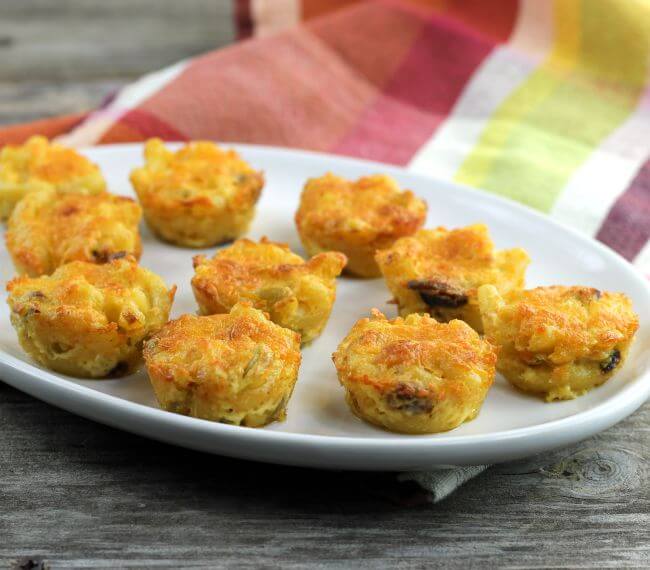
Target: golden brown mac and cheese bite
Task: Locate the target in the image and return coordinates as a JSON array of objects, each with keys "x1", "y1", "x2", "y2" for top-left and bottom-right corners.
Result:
[
  {"x1": 478, "y1": 285, "x2": 638, "y2": 401},
  {"x1": 332, "y1": 310, "x2": 496, "y2": 434},
  {"x1": 144, "y1": 303, "x2": 301, "y2": 427},
  {"x1": 0, "y1": 135, "x2": 106, "y2": 221},
  {"x1": 375, "y1": 224, "x2": 529, "y2": 333},
  {"x1": 6, "y1": 257, "x2": 175, "y2": 378},
  {"x1": 5, "y1": 189, "x2": 142, "y2": 277},
  {"x1": 295, "y1": 173, "x2": 426, "y2": 278},
  {"x1": 191, "y1": 237, "x2": 346, "y2": 344},
  {"x1": 130, "y1": 138, "x2": 264, "y2": 247}
]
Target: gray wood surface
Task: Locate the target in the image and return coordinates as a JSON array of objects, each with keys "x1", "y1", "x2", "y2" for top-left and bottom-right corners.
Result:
[
  {"x1": 1, "y1": 2, "x2": 648, "y2": 568},
  {"x1": 0, "y1": 0, "x2": 234, "y2": 124}
]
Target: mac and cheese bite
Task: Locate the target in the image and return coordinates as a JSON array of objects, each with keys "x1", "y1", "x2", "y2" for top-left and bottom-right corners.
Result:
[
  {"x1": 478, "y1": 285, "x2": 638, "y2": 401},
  {"x1": 375, "y1": 224, "x2": 529, "y2": 333},
  {"x1": 130, "y1": 138, "x2": 264, "y2": 247},
  {"x1": 144, "y1": 303, "x2": 301, "y2": 427},
  {"x1": 6, "y1": 189, "x2": 142, "y2": 277},
  {"x1": 192, "y1": 237, "x2": 346, "y2": 344},
  {"x1": 7, "y1": 257, "x2": 175, "y2": 378},
  {"x1": 0, "y1": 136, "x2": 106, "y2": 220},
  {"x1": 333, "y1": 310, "x2": 497, "y2": 434},
  {"x1": 295, "y1": 173, "x2": 426, "y2": 278}
]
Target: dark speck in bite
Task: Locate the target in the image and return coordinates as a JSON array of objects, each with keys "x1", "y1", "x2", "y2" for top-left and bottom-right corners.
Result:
[
  {"x1": 108, "y1": 361, "x2": 130, "y2": 377},
  {"x1": 386, "y1": 383, "x2": 433, "y2": 414},
  {"x1": 91, "y1": 249, "x2": 109, "y2": 263},
  {"x1": 407, "y1": 279, "x2": 468, "y2": 308},
  {"x1": 600, "y1": 349, "x2": 621, "y2": 373},
  {"x1": 108, "y1": 251, "x2": 128, "y2": 261}
]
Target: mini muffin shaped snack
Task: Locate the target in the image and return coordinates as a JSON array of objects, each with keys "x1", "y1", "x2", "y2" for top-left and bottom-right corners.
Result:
[
  {"x1": 478, "y1": 285, "x2": 639, "y2": 401},
  {"x1": 0, "y1": 135, "x2": 106, "y2": 220},
  {"x1": 192, "y1": 237, "x2": 346, "y2": 344},
  {"x1": 376, "y1": 224, "x2": 529, "y2": 333},
  {"x1": 295, "y1": 173, "x2": 426, "y2": 278},
  {"x1": 130, "y1": 138, "x2": 264, "y2": 247},
  {"x1": 6, "y1": 189, "x2": 142, "y2": 276},
  {"x1": 333, "y1": 310, "x2": 497, "y2": 434},
  {"x1": 144, "y1": 303, "x2": 302, "y2": 427},
  {"x1": 6, "y1": 257, "x2": 175, "y2": 378}
]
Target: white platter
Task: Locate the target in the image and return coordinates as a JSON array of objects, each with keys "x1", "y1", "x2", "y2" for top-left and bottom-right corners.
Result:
[{"x1": 1, "y1": 143, "x2": 649, "y2": 471}]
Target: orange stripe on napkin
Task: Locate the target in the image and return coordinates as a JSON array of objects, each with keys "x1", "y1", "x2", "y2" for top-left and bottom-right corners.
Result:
[{"x1": 0, "y1": 113, "x2": 87, "y2": 147}]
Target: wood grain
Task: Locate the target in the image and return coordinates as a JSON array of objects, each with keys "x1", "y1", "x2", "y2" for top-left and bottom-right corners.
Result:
[
  {"x1": 1, "y1": 381, "x2": 648, "y2": 569},
  {"x1": 0, "y1": 2, "x2": 648, "y2": 568},
  {"x1": 0, "y1": 1, "x2": 234, "y2": 81},
  {"x1": 0, "y1": 80, "x2": 126, "y2": 125}
]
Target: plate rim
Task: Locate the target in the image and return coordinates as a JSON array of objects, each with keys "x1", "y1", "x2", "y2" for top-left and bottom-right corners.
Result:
[
  {"x1": 1, "y1": 348, "x2": 649, "y2": 450},
  {"x1": 1, "y1": 141, "x2": 649, "y2": 467}
]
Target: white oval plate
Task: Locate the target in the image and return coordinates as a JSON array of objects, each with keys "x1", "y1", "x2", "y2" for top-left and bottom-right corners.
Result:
[{"x1": 1, "y1": 143, "x2": 649, "y2": 471}]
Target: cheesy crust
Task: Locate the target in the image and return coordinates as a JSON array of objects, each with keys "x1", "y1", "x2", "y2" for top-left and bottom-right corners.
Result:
[
  {"x1": 144, "y1": 303, "x2": 302, "y2": 427},
  {"x1": 478, "y1": 285, "x2": 639, "y2": 401},
  {"x1": 375, "y1": 224, "x2": 529, "y2": 333},
  {"x1": 0, "y1": 136, "x2": 106, "y2": 220},
  {"x1": 6, "y1": 189, "x2": 142, "y2": 276},
  {"x1": 130, "y1": 138, "x2": 264, "y2": 247},
  {"x1": 7, "y1": 257, "x2": 175, "y2": 378},
  {"x1": 333, "y1": 310, "x2": 496, "y2": 434},
  {"x1": 192, "y1": 237, "x2": 346, "y2": 344},
  {"x1": 295, "y1": 173, "x2": 426, "y2": 277}
]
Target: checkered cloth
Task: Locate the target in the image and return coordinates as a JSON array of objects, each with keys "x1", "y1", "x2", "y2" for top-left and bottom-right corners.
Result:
[{"x1": 2, "y1": 0, "x2": 649, "y2": 503}]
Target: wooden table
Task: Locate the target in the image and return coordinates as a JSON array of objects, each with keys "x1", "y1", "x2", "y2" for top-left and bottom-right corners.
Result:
[{"x1": 1, "y1": 3, "x2": 648, "y2": 568}]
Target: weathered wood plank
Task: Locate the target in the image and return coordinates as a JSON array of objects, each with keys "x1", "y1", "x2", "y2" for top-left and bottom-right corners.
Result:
[
  {"x1": 0, "y1": 80, "x2": 126, "y2": 125},
  {"x1": 0, "y1": 0, "x2": 234, "y2": 81},
  {"x1": 0, "y1": 380, "x2": 648, "y2": 569}
]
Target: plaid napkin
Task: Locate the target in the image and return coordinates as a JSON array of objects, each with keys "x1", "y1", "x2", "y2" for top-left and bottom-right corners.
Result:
[{"x1": 2, "y1": 0, "x2": 649, "y2": 503}]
